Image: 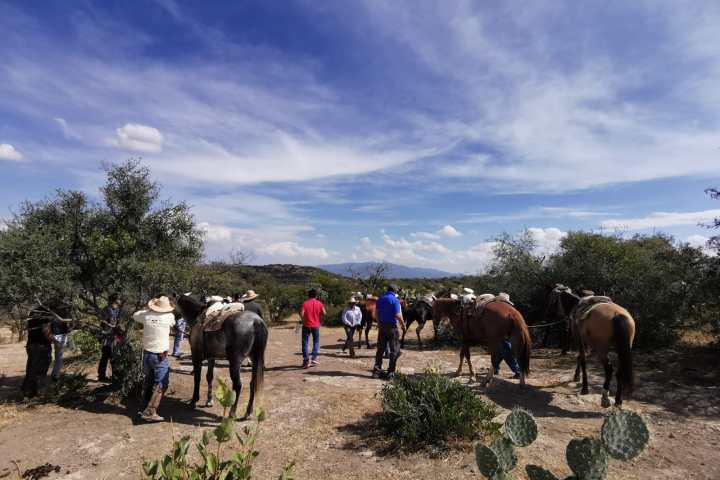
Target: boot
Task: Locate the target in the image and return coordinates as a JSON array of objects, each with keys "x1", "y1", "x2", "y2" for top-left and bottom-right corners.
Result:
[{"x1": 139, "y1": 386, "x2": 165, "y2": 422}]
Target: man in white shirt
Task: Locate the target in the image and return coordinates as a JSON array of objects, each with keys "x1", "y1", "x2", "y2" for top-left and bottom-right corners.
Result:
[
  {"x1": 133, "y1": 295, "x2": 176, "y2": 422},
  {"x1": 341, "y1": 296, "x2": 363, "y2": 357}
]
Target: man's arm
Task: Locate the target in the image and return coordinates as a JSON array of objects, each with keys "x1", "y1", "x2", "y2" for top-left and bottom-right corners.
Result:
[{"x1": 394, "y1": 300, "x2": 406, "y2": 331}]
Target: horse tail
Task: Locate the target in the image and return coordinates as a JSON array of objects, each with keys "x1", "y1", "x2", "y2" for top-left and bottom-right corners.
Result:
[
  {"x1": 252, "y1": 318, "x2": 268, "y2": 401},
  {"x1": 511, "y1": 311, "x2": 532, "y2": 377},
  {"x1": 612, "y1": 314, "x2": 634, "y2": 393}
]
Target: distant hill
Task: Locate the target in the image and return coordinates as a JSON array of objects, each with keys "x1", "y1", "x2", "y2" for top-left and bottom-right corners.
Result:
[{"x1": 317, "y1": 262, "x2": 455, "y2": 279}]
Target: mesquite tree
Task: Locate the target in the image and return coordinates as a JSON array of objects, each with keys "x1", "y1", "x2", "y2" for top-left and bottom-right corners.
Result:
[{"x1": 0, "y1": 159, "x2": 204, "y2": 329}]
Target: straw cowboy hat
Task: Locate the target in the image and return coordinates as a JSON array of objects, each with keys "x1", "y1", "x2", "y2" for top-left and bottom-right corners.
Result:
[
  {"x1": 148, "y1": 295, "x2": 174, "y2": 313},
  {"x1": 240, "y1": 290, "x2": 259, "y2": 302},
  {"x1": 207, "y1": 295, "x2": 224, "y2": 303}
]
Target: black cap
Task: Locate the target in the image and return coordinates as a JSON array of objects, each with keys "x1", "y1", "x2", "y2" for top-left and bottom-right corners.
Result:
[{"x1": 387, "y1": 284, "x2": 399, "y2": 293}]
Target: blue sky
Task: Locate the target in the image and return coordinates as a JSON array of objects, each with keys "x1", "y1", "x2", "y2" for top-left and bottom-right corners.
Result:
[{"x1": 1, "y1": 1, "x2": 719, "y2": 273}]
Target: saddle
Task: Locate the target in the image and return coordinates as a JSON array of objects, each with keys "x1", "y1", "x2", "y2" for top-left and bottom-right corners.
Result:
[
  {"x1": 570, "y1": 295, "x2": 613, "y2": 323},
  {"x1": 202, "y1": 302, "x2": 245, "y2": 332}
]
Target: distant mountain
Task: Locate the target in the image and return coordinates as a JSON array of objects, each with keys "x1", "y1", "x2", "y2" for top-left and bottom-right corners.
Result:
[{"x1": 317, "y1": 262, "x2": 456, "y2": 279}]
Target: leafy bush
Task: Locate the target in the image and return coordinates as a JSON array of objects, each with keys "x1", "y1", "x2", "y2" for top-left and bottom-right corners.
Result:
[
  {"x1": 143, "y1": 379, "x2": 293, "y2": 480},
  {"x1": 112, "y1": 334, "x2": 144, "y2": 400},
  {"x1": 380, "y1": 369, "x2": 499, "y2": 450},
  {"x1": 37, "y1": 372, "x2": 91, "y2": 404},
  {"x1": 71, "y1": 329, "x2": 102, "y2": 360},
  {"x1": 321, "y1": 304, "x2": 344, "y2": 327}
]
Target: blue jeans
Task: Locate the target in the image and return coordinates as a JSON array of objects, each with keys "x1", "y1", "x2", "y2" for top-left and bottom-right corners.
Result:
[
  {"x1": 492, "y1": 339, "x2": 520, "y2": 375},
  {"x1": 143, "y1": 351, "x2": 170, "y2": 389},
  {"x1": 172, "y1": 319, "x2": 186, "y2": 356},
  {"x1": 301, "y1": 326, "x2": 320, "y2": 362}
]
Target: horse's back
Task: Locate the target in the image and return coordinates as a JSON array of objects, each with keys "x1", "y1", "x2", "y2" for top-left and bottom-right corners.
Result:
[{"x1": 581, "y1": 303, "x2": 635, "y2": 346}]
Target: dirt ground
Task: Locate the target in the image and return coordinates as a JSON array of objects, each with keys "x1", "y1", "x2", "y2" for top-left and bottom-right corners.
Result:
[{"x1": 1, "y1": 322, "x2": 719, "y2": 480}]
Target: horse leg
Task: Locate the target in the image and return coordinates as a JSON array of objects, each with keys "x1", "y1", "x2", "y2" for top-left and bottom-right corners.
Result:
[
  {"x1": 415, "y1": 323, "x2": 423, "y2": 349},
  {"x1": 191, "y1": 357, "x2": 202, "y2": 409},
  {"x1": 228, "y1": 354, "x2": 242, "y2": 419},
  {"x1": 466, "y1": 346, "x2": 476, "y2": 382},
  {"x1": 244, "y1": 356, "x2": 258, "y2": 420},
  {"x1": 365, "y1": 322, "x2": 372, "y2": 349},
  {"x1": 205, "y1": 358, "x2": 215, "y2": 407},
  {"x1": 579, "y1": 343, "x2": 589, "y2": 395},
  {"x1": 400, "y1": 321, "x2": 408, "y2": 349},
  {"x1": 600, "y1": 352, "x2": 612, "y2": 408},
  {"x1": 481, "y1": 340, "x2": 500, "y2": 387},
  {"x1": 455, "y1": 345, "x2": 465, "y2": 377}
]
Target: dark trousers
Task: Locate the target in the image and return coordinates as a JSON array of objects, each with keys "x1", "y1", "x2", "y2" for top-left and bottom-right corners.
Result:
[
  {"x1": 21, "y1": 344, "x2": 52, "y2": 397},
  {"x1": 343, "y1": 325, "x2": 357, "y2": 356},
  {"x1": 98, "y1": 344, "x2": 112, "y2": 379},
  {"x1": 374, "y1": 324, "x2": 401, "y2": 373},
  {"x1": 491, "y1": 339, "x2": 520, "y2": 374}
]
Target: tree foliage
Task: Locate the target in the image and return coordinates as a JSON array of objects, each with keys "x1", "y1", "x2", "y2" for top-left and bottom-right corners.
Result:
[{"x1": 0, "y1": 159, "x2": 204, "y2": 322}]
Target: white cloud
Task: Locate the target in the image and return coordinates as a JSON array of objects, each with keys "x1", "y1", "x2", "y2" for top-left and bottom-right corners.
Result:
[
  {"x1": 439, "y1": 225, "x2": 462, "y2": 237},
  {"x1": 686, "y1": 234, "x2": 709, "y2": 249},
  {"x1": 113, "y1": 123, "x2": 164, "y2": 153},
  {"x1": 526, "y1": 227, "x2": 567, "y2": 256},
  {"x1": 410, "y1": 231, "x2": 441, "y2": 240},
  {"x1": 54, "y1": 117, "x2": 82, "y2": 140},
  {"x1": 0, "y1": 143, "x2": 23, "y2": 161},
  {"x1": 601, "y1": 209, "x2": 720, "y2": 230},
  {"x1": 256, "y1": 241, "x2": 331, "y2": 260}
]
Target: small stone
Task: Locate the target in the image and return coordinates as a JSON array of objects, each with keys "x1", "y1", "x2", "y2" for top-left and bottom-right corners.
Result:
[{"x1": 360, "y1": 450, "x2": 374, "y2": 457}]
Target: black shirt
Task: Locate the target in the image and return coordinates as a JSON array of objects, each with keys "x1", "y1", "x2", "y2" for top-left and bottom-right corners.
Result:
[
  {"x1": 26, "y1": 317, "x2": 51, "y2": 347},
  {"x1": 243, "y1": 300, "x2": 264, "y2": 319},
  {"x1": 51, "y1": 318, "x2": 69, "y2": 335}
]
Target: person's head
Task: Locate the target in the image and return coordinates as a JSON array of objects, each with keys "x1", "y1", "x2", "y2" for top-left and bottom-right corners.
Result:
[
  {"x1": 308, "y1": 288, "x2": 317, "y2": 299},
  {"x1": 348, "y1": 297, "x2": 358, "y2": 306},
  {"x1": 108, "y1": 293, "x2": 121, "y2": 309},
  {"x1": 387, "y1": 284, "x2": 399, "y2": 294},
  {"x1": 233, "y1": 292, "x2": 242, "y2": 302}
]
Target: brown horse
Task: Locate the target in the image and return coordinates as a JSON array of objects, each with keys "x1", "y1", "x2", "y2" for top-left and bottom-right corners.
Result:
[
  {"x1": 546, "y1": 287, "x2": 635, "y2": 407},
  {"x1": 357, "y1": 297, "x2": 378, "y2": 348},
  {"x1": 433, "y1": 298, "x2": 531, "y2": 386}
]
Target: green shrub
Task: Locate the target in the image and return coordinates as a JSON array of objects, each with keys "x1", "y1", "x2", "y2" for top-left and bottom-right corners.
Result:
[
  {"x1": 71, "y1": 329, "x2": 102, "y2": 360},
  {"x1": 380, "y1": 369, "x2": 499, "y2": 450},
  {"x1": 143, "y1": 379, "x2": 293, "y2": 480},
  {"x1": 321, "y1": 304, "x2": 344, "y2": 327},
  {"x1": 112, "y1": 334, "x2": 144, "y2": 400},
  {"x1": 37, "y1": 372, "x2": 91, "y2": 404}
]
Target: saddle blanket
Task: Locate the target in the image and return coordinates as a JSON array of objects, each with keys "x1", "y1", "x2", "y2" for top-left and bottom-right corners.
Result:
[
  {"x1": 203, "y1": 302, "x2": 245, "y2": 332},
  {"x1": 571, "y1": 295, "x2": 613, "y2": 323}
]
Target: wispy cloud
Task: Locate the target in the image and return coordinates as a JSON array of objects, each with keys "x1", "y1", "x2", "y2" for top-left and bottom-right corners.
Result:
[{"x1": 601, "y1": 209, "x2": 720, "y2": 230}]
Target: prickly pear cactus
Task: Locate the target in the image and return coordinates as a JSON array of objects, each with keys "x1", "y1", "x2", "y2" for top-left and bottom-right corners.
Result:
[
  {"x1": 490, "y1": 437, "x2": 517, "y2": 472},
  {"x1": 566, "y1": 437, "x2": 609, "y2": 480},
  {"x1": 491, "y1": 472, "x2": 512, "y2": 480},
  {"x1": 526, "y1": 464, "x2": 560, "y2": 480},
  {"x1": 505, "y1": 407, "x2": 538, "y2": 447},
  {"x1": 475, "y1": 443, "x2": 501, "y2": 478},
  {"x1": 600, "y1": 409, "x2": 650, "y2": 461}
]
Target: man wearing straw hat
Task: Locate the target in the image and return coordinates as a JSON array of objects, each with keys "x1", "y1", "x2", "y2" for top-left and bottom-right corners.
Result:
[
  {"x1": 341, "y1": 296, "x2": 362, "y2": 357},
  {"x1": 239, "y1": 289, "x2": 264, "y2": 319},
  {"x1": 133, "y1": 294, "x2": 176, "y2": 422}
]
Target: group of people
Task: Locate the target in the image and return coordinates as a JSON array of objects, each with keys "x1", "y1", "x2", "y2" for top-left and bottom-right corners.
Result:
[{"x1": 22, "y1": 283, "x2": 519, "y2": 423}]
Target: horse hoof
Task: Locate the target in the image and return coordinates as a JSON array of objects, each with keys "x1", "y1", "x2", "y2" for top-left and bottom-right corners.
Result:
[
  {"x1": 204, "y1": 401, "x2": 214, "y2": 408},
  {"x1": 601, "y1": 397, "x2": 611, "y2": 408}
]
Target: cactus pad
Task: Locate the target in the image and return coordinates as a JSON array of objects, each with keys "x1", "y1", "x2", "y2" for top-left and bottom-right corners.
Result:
[
  {"x1": 526, "y1": 465, "x2": 560, "y2": 480},
  {"x1": 566, "y1": 437, "x2": 609, "y2": 480},
  {"x1": 505, "y1": 407, "x2": 538, "y2": 447},
  {"x1": 491, "y1": 472, "x2": 512, "y2": 480},
  {"x1": 475, "y1": 443, "x2": 500, "y2": 478},
  {"x1": 490, "y1": 437, "x2": 517, "y2": 472},
  {"x1": 601, "y1": 409, "x2": 650, "y2": 460}
]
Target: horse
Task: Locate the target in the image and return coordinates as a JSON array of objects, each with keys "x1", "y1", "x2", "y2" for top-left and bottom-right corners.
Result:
[
  {"x1": 175, "y1": 294, "x2": 268, "y2": 420},
  {"x1": 357, "y1": 297, "x2": 377, "y2": 348},
  {"x1": 546, "y1": 287, "x2": 635, "y2": 407},
  {"x1": 401, "y1": 299, "x2": 437, "y2": 349},
  {"x1": 433, "y1": 297, "x2": 531, "y2": 387}
]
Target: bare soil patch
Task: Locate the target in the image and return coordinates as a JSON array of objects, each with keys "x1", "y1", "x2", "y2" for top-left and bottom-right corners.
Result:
[{"x1": 1, "y1": 324, "x2": 718, "y2": 479}]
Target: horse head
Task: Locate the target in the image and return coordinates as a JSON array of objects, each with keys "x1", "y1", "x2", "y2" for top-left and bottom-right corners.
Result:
[
  {"x1": 432, "y1": 297, "x2": 462, "y2": 330},
  {"x1": 176, "y1": 293, "x2": 206, "y2": 325}
]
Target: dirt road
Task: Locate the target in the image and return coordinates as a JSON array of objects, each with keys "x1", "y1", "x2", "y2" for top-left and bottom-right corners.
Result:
[{"x1": 1, "y1": 324, "x2": 719, "y2": 479}]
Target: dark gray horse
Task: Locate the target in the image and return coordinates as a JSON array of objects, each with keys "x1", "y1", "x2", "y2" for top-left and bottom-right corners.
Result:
[
  {"x1": 401, "y1": 299, "x2": 437, "y2": 348},
  {"x1": 176, "y1": 294, "x2": 267, "y2": 420}
]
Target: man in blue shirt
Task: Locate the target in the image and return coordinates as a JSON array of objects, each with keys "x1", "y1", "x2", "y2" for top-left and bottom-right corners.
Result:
[{"x1": 372, "y1": 284, "x2": 406, "y2": 379}]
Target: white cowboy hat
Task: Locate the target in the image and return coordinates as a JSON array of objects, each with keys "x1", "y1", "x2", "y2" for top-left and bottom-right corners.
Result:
[
  {"x1": 208, "y1": 295, "x2": 224, "y2": 303},
  {"x1": 240, "y1": 290, "x2": 259, "y2": 301},
  {"x1": 148, "y1": 296, "x2": 174, "y2": 313},
  {"x1": 348, "y1": 297, "x2": 358, "y2": 304},
  {"x1": 463, "y1": 287, "x2": 475, "y2": 295}
]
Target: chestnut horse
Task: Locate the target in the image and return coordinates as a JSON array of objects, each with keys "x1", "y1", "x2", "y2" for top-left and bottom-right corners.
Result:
[
  {"x1": 433, "y1": 298, "x2": 531, "y2": 386},
  {"x1": 357, "y1": 297, "x2": 377, "y2": 348},
  {"x1": 546, "y1": 287, "x2": 635, "y2": 407}
]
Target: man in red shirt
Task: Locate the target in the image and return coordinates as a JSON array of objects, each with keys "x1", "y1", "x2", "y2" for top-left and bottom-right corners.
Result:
[{"x1": 300, "y1": 289, "x2": 326, "y2": 368}]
